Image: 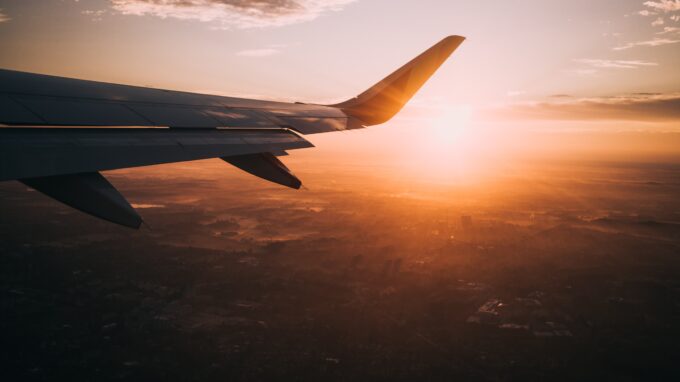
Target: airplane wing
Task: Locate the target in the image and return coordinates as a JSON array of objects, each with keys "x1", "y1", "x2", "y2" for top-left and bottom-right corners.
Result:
[{"x1": 0, "y1": 35, "x2": 464, "y2": 227}]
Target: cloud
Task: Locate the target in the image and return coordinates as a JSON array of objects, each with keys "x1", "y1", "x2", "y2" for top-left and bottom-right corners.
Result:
[
  {"x1": 573, "y1": 58, "x2": 658, "y2": 69},
  {"x1": 613, "y1": 37, "x2": 680, "y2": 49},
  {"x1": 636, "y1": 1, "x2": 680, "y2": 18},
  {"x1": 570, "y1": 68, "x2": 598, "y2": 76},
  {"x1": 657, "y1": 26, "x2": 680, "y2": 33},
  {"x1": 109, "y1": 0, "x2": 359, "y2": 29},
  {"x1": 625, "y1": 2, "x2": 680, "y2": 47},
  {"x1": 82, "y1": 9, "x2": 108, "y2": 21},
  {"x1": 506, "y1": 90, "x2": 526, "y2": 97},
  {"x1": 0, "y1": 9, "x2": 10, "y2": 23},
  {"x1": 643, "y1": 0, "x2": 680, "y2": 12},
  {"x1": 488, "y1": 93, "x2": 680, "y2": 122},
  {"x1": 236, "y1": 48, "x2": 281, "y2": 57}
]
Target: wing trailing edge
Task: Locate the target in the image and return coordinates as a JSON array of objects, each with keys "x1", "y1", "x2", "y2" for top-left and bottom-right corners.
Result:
[{"x1": 0, "y1": 128, "x2": 313, "y2": 182}]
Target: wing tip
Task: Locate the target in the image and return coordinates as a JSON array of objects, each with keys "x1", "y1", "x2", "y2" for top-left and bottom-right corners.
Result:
[
  {"x1": 330, "y1": 34, "x2": 466, "y2": 126},
  {"x1": 444, "y1": 35, "x2": 466, "y2": 42},
  {"x1": 441, "y1": 35, "x2": 466, "y2": 54}
]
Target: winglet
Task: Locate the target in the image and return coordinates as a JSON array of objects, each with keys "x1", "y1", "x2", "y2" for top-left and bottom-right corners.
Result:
[{"x1": 330, "y1": 35, "x2": 465, "y2": 126}]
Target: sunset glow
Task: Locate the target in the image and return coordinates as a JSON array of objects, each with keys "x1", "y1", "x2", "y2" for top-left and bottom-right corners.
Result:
[
  {"x1": 1, "y1": 0, "x2": 678, "y2": 208},
  {"x1": 403, "y1": 105, "x2": 479, "y2": 181},
  {"x1": 2, "y1": 2, "x2": 680, "y2": 380}
]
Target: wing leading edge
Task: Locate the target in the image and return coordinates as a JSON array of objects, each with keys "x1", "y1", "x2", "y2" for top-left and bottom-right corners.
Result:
[{"x1": 0, "y1": 36, "x2": 465, "y2": 227}]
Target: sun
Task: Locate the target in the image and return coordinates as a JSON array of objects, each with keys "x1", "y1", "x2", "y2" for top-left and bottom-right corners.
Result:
[
  {"x1": 403, "y1": 104, "x2": 479, "y2": 183},
  {"x1": 430, "y1": 105, "x2": 473, "y2": 147}
]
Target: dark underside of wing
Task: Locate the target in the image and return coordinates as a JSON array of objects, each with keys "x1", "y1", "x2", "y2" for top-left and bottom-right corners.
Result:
[
  {"x1": 0, "y1": 127, "x2": 313, "y2": 228},
  {"x1": 0, "y1": 127, "x2": 313, "y2": 182}
]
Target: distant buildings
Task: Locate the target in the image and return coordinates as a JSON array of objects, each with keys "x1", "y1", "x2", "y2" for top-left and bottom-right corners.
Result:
[{"x1": 466, "y1": 295, "x2": 573, "y2": 338}]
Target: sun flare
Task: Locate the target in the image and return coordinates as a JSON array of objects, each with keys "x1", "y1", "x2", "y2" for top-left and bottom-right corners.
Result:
[{"x1": 402, "y1": 105, "x2": 484, "y2": 182}]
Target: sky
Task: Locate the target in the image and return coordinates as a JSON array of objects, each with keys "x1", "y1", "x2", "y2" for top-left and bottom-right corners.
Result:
[{"x1": 0, "y1": 0, "x2": 679, "y2": 181}]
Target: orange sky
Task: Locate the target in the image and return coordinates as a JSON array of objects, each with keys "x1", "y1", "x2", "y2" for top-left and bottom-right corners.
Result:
[{"x1": 0, "y1": 0, "x2": 679, "y2": 182}]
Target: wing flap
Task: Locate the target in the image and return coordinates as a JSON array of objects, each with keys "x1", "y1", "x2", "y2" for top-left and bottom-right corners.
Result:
[{"x1": 0, "y1": 127, "x2": 313, "y2": 181}]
